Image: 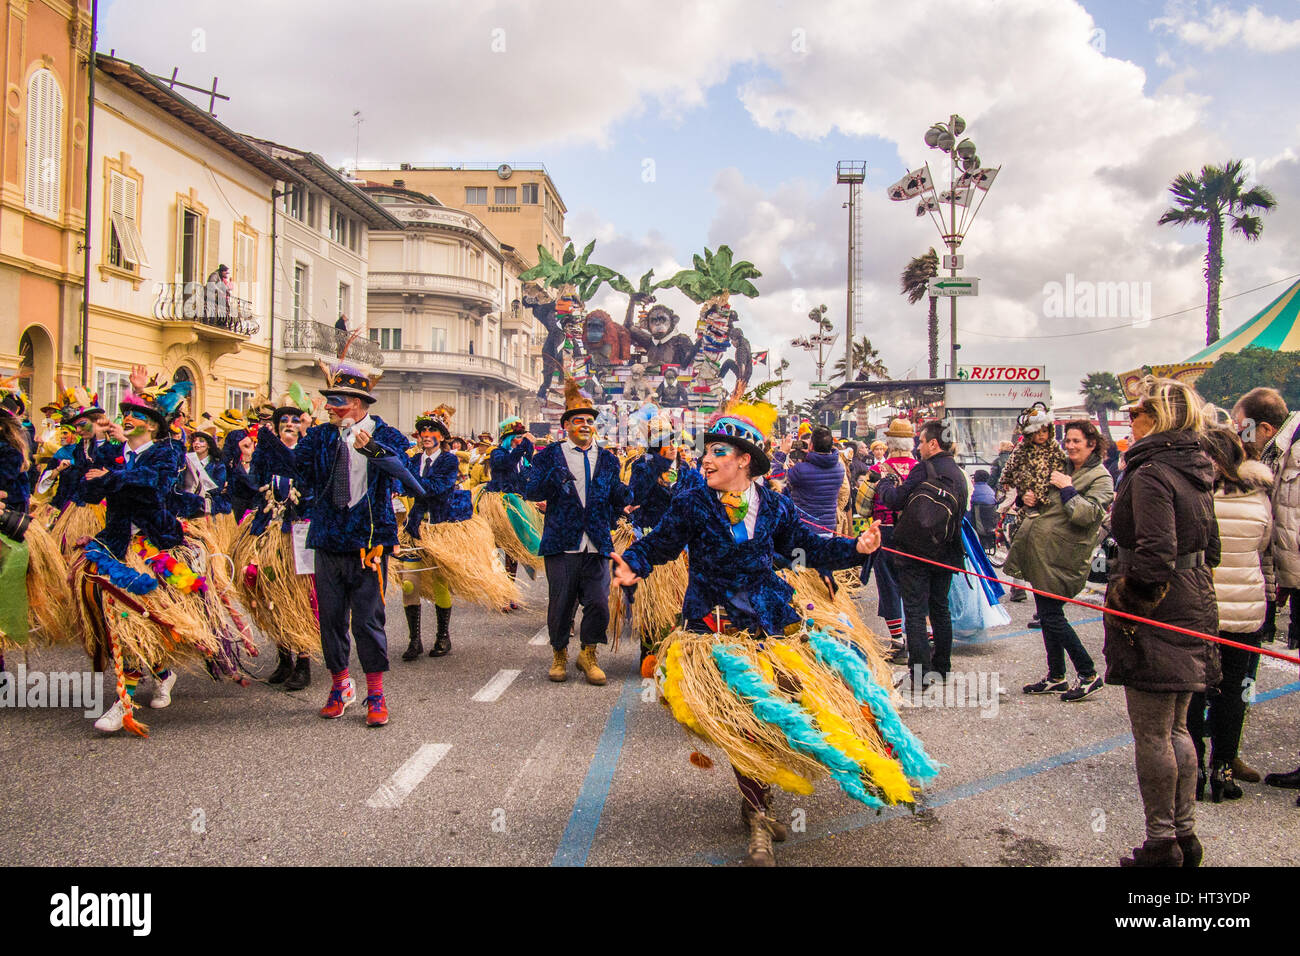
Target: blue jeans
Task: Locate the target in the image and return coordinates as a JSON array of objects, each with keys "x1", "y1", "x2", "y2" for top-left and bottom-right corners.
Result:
[
  {"x1": 863, "y1": 525, "x2": 901, "y2": 621},
  {"x1": 1034, "y1": 593, "x2": 1095, "y2": 679}
]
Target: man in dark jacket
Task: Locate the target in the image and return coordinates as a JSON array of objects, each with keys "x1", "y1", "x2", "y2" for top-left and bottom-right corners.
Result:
[
  {"x1": 875, "y1": 419, "x2": 969, "y2": 683},
  {"x1": 784, "y1": 426, "x2": 843, "y2": 532},
  {"x1": 524, "y1": 388, "x2": 633, "y2": 686}
]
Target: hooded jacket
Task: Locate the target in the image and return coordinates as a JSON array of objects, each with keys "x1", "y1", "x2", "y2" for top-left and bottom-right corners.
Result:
[
  {"x1": 1261, "y1": 410, "x2": 1300, "y2": 590},
  {"x1": 1212, "y1": 459, "x2": 1274, "y2": 633},
  {"x1": 785, "y1": 450, "x2": 844, "y2": 532},
  {"x1": 1103, "y1": 430, "x2": 1221, "y2": 693}
]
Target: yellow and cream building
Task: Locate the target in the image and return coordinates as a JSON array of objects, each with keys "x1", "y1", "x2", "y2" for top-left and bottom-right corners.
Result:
[
  {"x1": 0, "y1": 0, "x2": 93, "y2": 410},
  {"x1": 84, "y1": 56, "x2": 299, "y2": 418}
]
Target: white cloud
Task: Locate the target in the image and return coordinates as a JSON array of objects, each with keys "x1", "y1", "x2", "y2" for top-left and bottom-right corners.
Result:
[{"x1": 1152, "y1": 3, "x2": 1300, "y2": 53}]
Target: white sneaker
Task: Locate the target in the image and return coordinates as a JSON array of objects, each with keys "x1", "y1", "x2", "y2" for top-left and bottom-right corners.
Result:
[
  {"x1": 94, "y1": 699, "x2": 127, "y2": 732},
  {"x1": 150, "y1": 672, "x2": 177, "y2": 709}
]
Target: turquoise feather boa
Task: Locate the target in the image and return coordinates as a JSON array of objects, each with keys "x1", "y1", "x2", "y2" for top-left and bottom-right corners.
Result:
[
  {"x1": 808, "y1": 629, "x2": 939, "y2": 781},
  {"x1": 711, "y1": 644, "x2": 884, "y2": 808}
]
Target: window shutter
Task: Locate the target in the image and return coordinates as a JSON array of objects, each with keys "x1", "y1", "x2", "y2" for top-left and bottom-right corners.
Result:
[
  {"x1": 109, "y1": 170, "x2": 125, "y2": 216},
  {"x1": 174, "y1": 201, "x2": 186, "y2": 283},
  {"x1": 122, "y1": 177, "x2": 149, "y2": 268},
  {"x1": 205, "y1": 217, "x2": 220, "y2": 277},
  {"x1": 25, "y1": 70, "x2": 63, "y2": 217}
]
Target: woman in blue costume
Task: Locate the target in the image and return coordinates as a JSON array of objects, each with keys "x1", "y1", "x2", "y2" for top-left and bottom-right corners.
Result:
[
  {"x1": 73, "y1": 378, "x2": 252, "y2": 738},
  {"x1": 612, "y1": 399, "x2": 936, "y2": 866},
  {"x1": 231, "y1": 402, "x2": 319, "y2": 692}
]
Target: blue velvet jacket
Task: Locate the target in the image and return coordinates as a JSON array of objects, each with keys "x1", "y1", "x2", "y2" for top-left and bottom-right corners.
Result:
[
  {"x1": 249, "y1": 430, "x2": 307, "y2": 534},
  {"x1": 82, "y1": 441, "x2": 183, "y2": 558},
  {"x1": 404, "y1": 448, "x2": 463, "y2": 535},
  {"x1": 486, "y1": 436, "x2": 533, "y2": 493},
  {"x1": 524, "y1": 441, "x2": 632, "y2": 556},
  {"x1": 621, "y1": 482, "x2": 863, "y2": 635},
  {"x1": 629, "y1": 453, "x2": 678, "y2": 531},
  {"x1": 49, "y1": 444, "x2": 78, "y2": 510},
  {"x1": 293, "y1": 417, "x2": 409, "y2": 552},
  {"x1": 70, "y1": 438, "x2": 120, "y2": 505},
  {"x1": 0, "y1": 442, "x2": 31, "y2": 513}
]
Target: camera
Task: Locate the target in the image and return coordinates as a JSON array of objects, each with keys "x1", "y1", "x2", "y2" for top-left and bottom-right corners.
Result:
[{"x1": 0, "y1": 506, "x2": 32, "y2": 543}]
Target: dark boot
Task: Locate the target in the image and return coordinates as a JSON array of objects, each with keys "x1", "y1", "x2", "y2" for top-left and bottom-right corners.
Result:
[
  {"x1": 1177, "y1": 833, "x2": 1203, "y2": 867},
  {"x1": 430, "y1": 605, "x2": 451, "y2": 657},
  {"x1": 1195, "y1": 758, "x2": 1207, "y2": 802},
  {"x1": 267, "y1": 648, "x2": 294, "y2": 684},
  {"x1": 402, "y1": 605, "x2": 423, "y2": 661},
  {"x1": 1009, "y1": 587, "x2": 1027, "y2": 603},
  {"x1": 284, "y1": 656, "x2": 311, "y2": 691},
  {"x1": 1210, "y1": 761, "x2": 1243, "y2": 802},
  {"x1": 1263, "y1": 764, "x2": 1300, "y2": 789},
  {"x1": 1119, "y1": 838, "x2": 1184, "y2": 867}
]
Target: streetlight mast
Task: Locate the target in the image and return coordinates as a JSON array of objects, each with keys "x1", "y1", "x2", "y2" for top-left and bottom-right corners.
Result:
[{"x1": 836, "y1": 161, "x2": 866, "y2": 380}]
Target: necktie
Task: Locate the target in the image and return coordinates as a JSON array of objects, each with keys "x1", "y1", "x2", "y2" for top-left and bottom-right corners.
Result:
[
  {"x1": 720, "y1": 491, "x2": 749, "y2": 543},
  {"x1": 126, "y1": 450, "x2": 137, "y2": 470},
  {"x1": 581, "y1": 447, "x2": 591, "y2": 506},
  {"x1": 331, "y1": 432, "x2": 350, "y2": 508},
  {"x1": 421, "y1": 456, "x2": 430, "y2": 478}
]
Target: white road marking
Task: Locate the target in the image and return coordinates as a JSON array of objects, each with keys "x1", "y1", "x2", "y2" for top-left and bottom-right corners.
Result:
[
  {"x1": 529, "y1": 628, "x2": 550, "y2": 646},
  {"x1": 472, "y1": 668, "x2": 522, "y2": 703},
  {"x1": 365, "y1": 744, "x2": 452, "y2": 809}
]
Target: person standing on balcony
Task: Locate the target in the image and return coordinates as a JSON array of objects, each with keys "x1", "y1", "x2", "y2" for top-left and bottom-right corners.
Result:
[{"x1": 204, "y1": 265, "x2": 232, "y2": 323}]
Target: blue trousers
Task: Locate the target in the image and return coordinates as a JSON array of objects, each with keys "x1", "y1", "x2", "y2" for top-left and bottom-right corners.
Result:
[{"x1": 315, "y1": 549, "x2": 389, "y2": 674}]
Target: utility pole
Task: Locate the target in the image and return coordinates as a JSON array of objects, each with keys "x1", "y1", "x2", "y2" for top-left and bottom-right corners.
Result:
[{"x1": 836, "y1": 161, "x2": 865, "y2": 380}]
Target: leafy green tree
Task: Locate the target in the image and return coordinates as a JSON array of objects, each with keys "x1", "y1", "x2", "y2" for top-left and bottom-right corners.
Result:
[
  {"x1": 901, "y1": 248, "x2": 940, "y2": 377},
  {"x1": 1194, "y1": 346, "x2": 1300, "y2": 410},
  {"x1": 1157, "y1": 160, "x2": 1278, "y2": 345},
  {"x1": 832, "y1": 336, "x2": 889, "y2": 382},
  {"x1": 1079, "y1": 371, "x2": 1125, "y2": 444}
]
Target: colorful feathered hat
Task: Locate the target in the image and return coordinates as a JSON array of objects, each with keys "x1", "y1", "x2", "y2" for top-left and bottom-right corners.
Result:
[
  {"x1": 705, "y1": 386, "x2": 777, "y2": 476},
  {"x1": 121, "y1": 376, "x2": 192, "y2": 431},
  {"x1": 498, "y1": 415, "x2": 524, "y2": 439},
  {"x1": 272, "y1": 381, "x2": 313, "y2": 430},
  {"x1": 318, "y1": 329, "x2": 381, "y2": 404},
  {"x1": 45, "y1": 385, "x2": 103, "y2": 425},
  {"x1": 0, "y1": 372, "x2": 29, "y2": 419},
  {"x1": 415, "y1": 403, "x2": 455, "y2": 440},
  {"x1": 560, "y1": 376, "x2": 596, "y2": 426}
]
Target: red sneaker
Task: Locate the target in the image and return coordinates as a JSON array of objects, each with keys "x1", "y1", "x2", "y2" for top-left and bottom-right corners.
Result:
[
  {"x1": 319, "y1": 678, "x2": 355, "y2": 719},
  {"x1": 365, "y1": 693, "x2": 389, "y2": 727}
]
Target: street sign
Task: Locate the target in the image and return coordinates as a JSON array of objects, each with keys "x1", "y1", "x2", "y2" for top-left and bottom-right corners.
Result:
[
  {"x1": 929, "y1": 277, "x2": 978, "y2": 296},
  {"x1": 943, "y1": 254, "x2": 964, "y2": 270},
  {"x1": 810, "y1": 382, "x2": 829, "y2": 389}
]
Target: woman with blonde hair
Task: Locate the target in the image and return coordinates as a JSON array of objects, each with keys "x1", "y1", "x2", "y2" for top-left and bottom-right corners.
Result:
[{"x1": 1104, "y1": 377, "x2": 1220, "y2": 866}]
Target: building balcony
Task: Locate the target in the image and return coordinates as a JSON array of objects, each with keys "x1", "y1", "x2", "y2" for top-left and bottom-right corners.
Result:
[
  {"x1": 152, "y1": 282, "x2": 260, "y2": 360},
  {"x1": 378, "y1": 348, "x2": 536, "y2": 392},
  {"x1": 368, "y1": 271, "x2": 501, "y2": 313},
  {"x1": 281, "y1": 318, "x2": 384, "y2": 371}
]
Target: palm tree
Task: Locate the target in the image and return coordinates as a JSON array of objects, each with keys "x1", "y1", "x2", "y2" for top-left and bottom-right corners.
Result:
[
  {"x1": 663, "y1": 245, "x2": 762, "y2": 314},
  {"x1": 900, "y1": 248, "x2": 940, "y2": 377},
  {"x1": 832, "y1": 336, "x2": 888, "y2": 381},
  {"x1": 1079, "y1": 371, "x2": 1124, "y2": 445},
  {"x1": 1158, "y1": 160, "x2": 1278, "y2": 345}
]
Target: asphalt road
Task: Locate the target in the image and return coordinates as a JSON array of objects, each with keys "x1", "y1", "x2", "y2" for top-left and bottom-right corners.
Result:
[{"x1": 2, "y1": 574, "x2": 1297, "y2": 867}]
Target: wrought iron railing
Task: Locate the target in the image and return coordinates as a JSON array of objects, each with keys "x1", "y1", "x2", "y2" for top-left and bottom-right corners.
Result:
[
  {"x1": 152, "y1": 282, "x2": 260, "y2": 336},
  {"x1": 281, "y1": 319, "x2": 385, "y2": 368}
]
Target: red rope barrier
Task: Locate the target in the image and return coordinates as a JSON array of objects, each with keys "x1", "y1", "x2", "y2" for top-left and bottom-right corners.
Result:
[{"x1": 795, "y1": 511, "x2": 1299, "y2": 666}]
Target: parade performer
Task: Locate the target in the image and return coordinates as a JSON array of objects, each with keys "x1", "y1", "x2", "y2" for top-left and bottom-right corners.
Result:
[
  {"x1": 231, "y1": 400, "x2": 319, "y2": 692},
  {"x1": 478, "y1": 416, "x2": 542, "y2": 582},
  {"x1": 292, "y1": 354, "x2": 408, "y2": 726},
  {"x1": 74, "y1": 378, "x2": 253, "y2": 737},
  {"x1": 611, "y1": 397, "x2": 936, "y2": 866},
  {"x1": 225, "y1": 426, "x2": 259, "y2": 522},
  {"x1": 49, "y1": 399, "x2": 116, "y2": 559},
  {"x1": 525, "y1": 378, "x2": 633, "y2": 685},
  {"x1": 398, "y1": 408, "x2": 519, "y2": 662}
]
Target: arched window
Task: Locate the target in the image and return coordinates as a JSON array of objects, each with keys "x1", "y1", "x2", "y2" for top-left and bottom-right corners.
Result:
[{"x1": 25, "y1": 68, "x2": 64, "y2": 218}]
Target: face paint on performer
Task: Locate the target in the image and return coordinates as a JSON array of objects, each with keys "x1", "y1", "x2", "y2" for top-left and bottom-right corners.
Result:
[
  {"x1": 278, "y1": 417, "x2": 300, "y2": 448},
  {"x1": 121, "y1": 412, "x2": 154, "y2": 441},
  {"x1": 702, "y1": 441, "x2": 750, "y2": 491},
  {"x1": 74, "y1": 416, "x2": 96, "y2": 439},
  {"x1": 417, "y1": 427, "x2": 442, "y2": 452},
  {"x1": 325, "y1": 394, "x2": 364, "y2": 428},
  {"x1": 566, "y1": 413, "x2": 596, "y2": 449}
]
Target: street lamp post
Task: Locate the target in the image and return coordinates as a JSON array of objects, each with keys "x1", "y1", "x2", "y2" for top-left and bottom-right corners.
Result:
[{"x1": 887, "y1": 113, "x2": 1001, "y2": 377}]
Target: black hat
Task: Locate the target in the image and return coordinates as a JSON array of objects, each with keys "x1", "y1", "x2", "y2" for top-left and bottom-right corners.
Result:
[{"x1": 272, "y1": 405, "x2": 305, "y2": 429}]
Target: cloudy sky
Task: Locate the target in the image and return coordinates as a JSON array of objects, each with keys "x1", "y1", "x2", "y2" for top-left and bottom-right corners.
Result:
[{"x1": 101, "y1": 0, "x2": 1300, "y2": 406}]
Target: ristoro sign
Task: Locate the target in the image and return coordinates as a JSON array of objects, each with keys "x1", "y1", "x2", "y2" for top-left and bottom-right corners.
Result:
[{"x1": 956, "y1": 365, "x2": 1046, "y2": 381}]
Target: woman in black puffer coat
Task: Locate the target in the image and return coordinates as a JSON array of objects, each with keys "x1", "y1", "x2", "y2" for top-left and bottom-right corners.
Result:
[{"x1": 1104, "y1": 377, "x2": 1220, "y2": 868}]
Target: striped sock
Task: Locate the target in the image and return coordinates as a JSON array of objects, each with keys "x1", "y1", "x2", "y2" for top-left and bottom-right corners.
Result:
[
  {"x1": 886, "y1": 619, "x2": 903, "y2": 639},
  {"x1": 124, "y1": 670, "x2": 142, "y2": 699},
  {"x1": 331, "y1": 669, "x2": 350, "y2": 691},
  {"x1": 365, "y1": 672, "x2": 383, "y2": 696}
]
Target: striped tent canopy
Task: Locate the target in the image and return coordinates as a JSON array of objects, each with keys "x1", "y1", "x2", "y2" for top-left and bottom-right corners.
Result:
[{"x1": 1185, "y1": 278, "x2": 1300, "y2": 362}]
